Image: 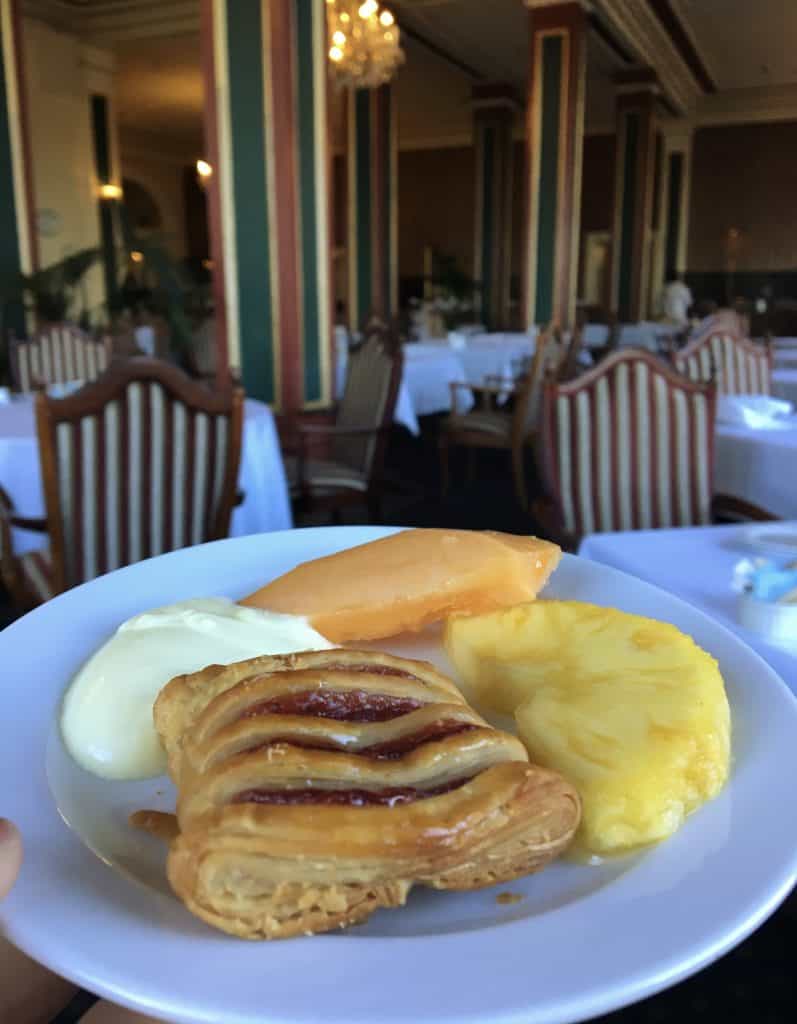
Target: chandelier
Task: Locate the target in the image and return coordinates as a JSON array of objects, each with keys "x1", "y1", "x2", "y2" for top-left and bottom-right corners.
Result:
[{"x1": 327, "y1": 0, "x2": 405, "y2": 89}]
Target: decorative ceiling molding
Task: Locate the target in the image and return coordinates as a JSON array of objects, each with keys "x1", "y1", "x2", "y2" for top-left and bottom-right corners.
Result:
[
  {"x1": 23, "y1": 0, "x2": 198, "y2": 41},
  {"x1": 592, "y1": 0, "x2": 701, "y2": 113},
  {"x1": 667, "y1": 0, "x2": 720, "y2": 87},
  {"x1": 693, "y1": 83, "x2": 797, "y2": 127}
]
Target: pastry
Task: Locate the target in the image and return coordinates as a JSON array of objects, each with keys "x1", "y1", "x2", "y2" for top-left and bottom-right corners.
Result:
[
  {"x1": 152, "y1": 649, "x2": 580, "y2": 939},
  {"x1": 239, "y1": 529, "x2": 561, "y2": 642}
]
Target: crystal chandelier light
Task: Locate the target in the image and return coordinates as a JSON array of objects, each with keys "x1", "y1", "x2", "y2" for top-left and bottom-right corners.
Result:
[{"x1": 327, "y1": 0, "x2": 404, "y2": 89}]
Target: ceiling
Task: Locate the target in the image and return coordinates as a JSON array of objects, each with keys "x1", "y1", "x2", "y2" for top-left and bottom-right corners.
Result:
[
  {"x1": 677, "y1": 0, "x2": 797, "y2": 91},
  {"x1": 85, "y1": 0, "x2": 797, "y2": 153}
]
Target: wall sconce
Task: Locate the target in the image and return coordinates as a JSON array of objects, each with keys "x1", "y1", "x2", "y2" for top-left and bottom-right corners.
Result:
[
  {"x1": 196, "y1": 159, "x2": 213, "y2": 181},
  {"x1": 130, "y1": 250, "x2": 144, "y2": 263},
  {"x1": 98, "y1": 183, "x2": 123, "y2": 200}
]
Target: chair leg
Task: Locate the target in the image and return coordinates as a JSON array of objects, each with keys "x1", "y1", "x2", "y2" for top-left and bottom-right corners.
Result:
[
  {"x1": 330, "y1": 508, "x2": 343, "y2": 526},
  {"x1": 466, "y1": 448, "x2": 477, "y2": 486},
  {"x1": 511, "y1": 443, "x2": 529, "y2": 512},
  {"x1": 367, "y1": 493, "x2": 383, "y2": 524},
  {"x1": 439, "y1": 435, "x2": 451, "y2": 496}
]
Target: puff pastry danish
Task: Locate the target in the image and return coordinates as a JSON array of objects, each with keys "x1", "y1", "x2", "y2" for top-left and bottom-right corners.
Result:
[{"x1": 151, "y1": 649, "x2": 581, "y2": 939}]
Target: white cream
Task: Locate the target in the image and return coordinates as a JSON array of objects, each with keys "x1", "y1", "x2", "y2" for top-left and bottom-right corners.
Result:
[{"x1": 61, "y1": 598, "x2": 333, "y2": 781}]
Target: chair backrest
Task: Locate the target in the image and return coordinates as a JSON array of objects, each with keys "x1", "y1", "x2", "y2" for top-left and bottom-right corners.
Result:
[
  {"x1": 35, "y1": 358, "x2": 244, "y2": 594},
  {"x1": 334, "y1": 320, "x2": 402, "y2": 478},
  {"x1": 10, "y1": 324, "x2": 111, "y2": 393},
  {"x1": 513, "y1": 326, "x2": 562, "y2": 441},
  {"x1": 672, "y1": 330, "x2": 771, "y2": 394},
  {"x1": 539, "y1": 347, "x2": 716, "y2": 540}
]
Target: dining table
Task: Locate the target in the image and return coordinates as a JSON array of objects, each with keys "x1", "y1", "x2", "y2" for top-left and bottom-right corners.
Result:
[
  {"x1": 578, "y1": 524, "x2": 797, "y2": 698},
  {"x1": 714, "y1": 417, "x2": 797, "y2": 520},
  {"x1": 772, "y1": 368, "x2": 797, "y2": 406},
  {"x1": 0, "y1": 394, "x2": 292, "y2": 556}
]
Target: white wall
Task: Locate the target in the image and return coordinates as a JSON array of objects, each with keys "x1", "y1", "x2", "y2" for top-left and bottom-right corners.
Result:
[{"x1": 23, "y1": 18, "x2": 118, "y2": 323}]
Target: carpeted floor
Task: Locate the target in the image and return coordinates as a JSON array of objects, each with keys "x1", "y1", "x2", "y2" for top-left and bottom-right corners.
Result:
[{"x1": 1, "y1": 415, "x2": 794, "y2": 1023}]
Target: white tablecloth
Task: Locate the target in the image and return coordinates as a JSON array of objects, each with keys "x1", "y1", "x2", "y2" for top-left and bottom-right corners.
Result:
[
  {"x1": 774, "y1": 350, "x2": 797, "y2": 369},
  {"x1": 772, "y1": 369, "x2": 797, "y2": 406},
  {"x1": 0, "y1": 396, "x2": 292, "y2": 556},
  {"x1": 578, "y1": 524, "x2": 797, "y2": 696},
  {"x1": 401, "y1": 344, "x2": 473, "y2": 427},
  {"x1": 715, "y1": 419, "x2": 797, "y2": 520},
  {"x1": 451, "y1": 332, "x2": 538, "y2": 385}
]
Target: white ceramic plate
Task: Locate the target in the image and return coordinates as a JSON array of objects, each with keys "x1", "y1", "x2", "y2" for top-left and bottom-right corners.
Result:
[
  {"x1": 737, "y1": 521, "x2": 797, "y2": 558},
  {"x1": 2, "y1": 526, "x2": 797, "y2": 1024}
]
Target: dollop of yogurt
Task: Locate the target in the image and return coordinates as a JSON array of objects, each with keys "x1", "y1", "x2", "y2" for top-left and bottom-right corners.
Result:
[{"x1": 60, "y1": 598, "x2": 333, "y2": 781}]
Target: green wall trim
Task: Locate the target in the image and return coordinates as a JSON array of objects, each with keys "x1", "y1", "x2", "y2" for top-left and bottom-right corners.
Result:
[
  {"x1": 90, "y1": 94, "x2": 119, "y2": 308},
  {"x1": 379, "y1": 85, "x2": 392, "y2": 316},
  {"x1": 295, "y1": 0, "x2": 321, "y2": 402},
  {"x1": 617, "y1": 110, "x2": 639, "y2": 320},
  {"x1": 354, "y1": 88, "x2": 372, "y2": 326},
  {"x1": 226, "y1": 0, "x2": 274, "y2": 403},
  {"x1": 665, "y1": 151, "x2": 683, "y2": 281},
  {"x1": 534, "y1": 35, "x2": 562, "y2": 326},
  {"x1": 0, "y1": 17, "x2": 25, "y2": 336}
]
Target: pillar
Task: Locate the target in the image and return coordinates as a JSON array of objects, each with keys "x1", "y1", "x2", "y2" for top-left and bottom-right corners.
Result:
[
  {"x1": 609, "y1": 71, "x2": 660, "y2": 322},
  {"x1": 472, "y1": 84, "x2": 518, "y2": 331},
  {"x1": 347, "y1": 84, "x2": 397, "y2": 328},
  {"x1": 523, "y1": 0, "x2": 587, "y2": 330},
  {"x1": 85, "y1": 47, "x2": 121, "y2": 310},
  {"x1": 202, "y1": 0, "x2": 332, "y2": 410},
  {"x1": 659, "y1": 123, "x2": 692, "y2": 282},
  {"x1": 0, "y1": 0, "x2": 36, "y2": 337}
]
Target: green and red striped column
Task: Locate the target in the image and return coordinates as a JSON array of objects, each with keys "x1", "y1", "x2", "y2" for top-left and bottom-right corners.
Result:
[
  {"x1": 0, "y1": 0, "x2": 36, "y2": 337},
  {"x1": 610, "y1": 71, "x2": 660, "y2": 322},
  {"x1": 202, "y1": 0, "x2": 332, "y2": 410},
  {"x1": 472, "y1": 84, "x2": 518, "y2": 331},
  {"x1": 347, "y1": 84, "x2": 397, "y2": 328},
  {"x1": 523, "y1": 0, "x2": 587, "y2": 330}
]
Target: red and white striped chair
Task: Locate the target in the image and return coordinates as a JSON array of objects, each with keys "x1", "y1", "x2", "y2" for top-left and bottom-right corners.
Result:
[
  {"x1": 535, "y1": 348, "x2": 776, "y2": 547},
  {"x1": 672, "y1": 330, "x2": 772, "y2": 394},
  {"x1": 0, "y1": 359, "x2": 244, "y2": 607},
  {"x1": 9, "y1": 324, "x2": 112, "y2": 393}
]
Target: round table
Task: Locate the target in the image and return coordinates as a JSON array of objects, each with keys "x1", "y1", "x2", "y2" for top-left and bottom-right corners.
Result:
[
  {"x1": 773, "y1": 369, "x2": 797, "y2": 407},
  {"x1": 0, "y1": 395, "x2": 292, "y2": 555}
]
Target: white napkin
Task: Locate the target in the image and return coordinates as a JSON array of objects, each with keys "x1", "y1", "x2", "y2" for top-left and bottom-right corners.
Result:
[
  {"x1": 716, "y1": 394, "x2": 794, "y2": 429},
  {"x1": 447, "y1": 331, "x2": 467, "y2": 350}
]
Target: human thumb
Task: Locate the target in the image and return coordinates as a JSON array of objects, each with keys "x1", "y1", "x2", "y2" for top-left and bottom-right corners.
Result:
[{"x1": 0, "y1": 818, "x2": 23, "y2": 900}]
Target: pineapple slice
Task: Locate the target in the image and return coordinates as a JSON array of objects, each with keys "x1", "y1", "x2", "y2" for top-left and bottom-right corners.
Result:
[{"x1": 444, "y1": 601, "x2": 731, "y2": 856}]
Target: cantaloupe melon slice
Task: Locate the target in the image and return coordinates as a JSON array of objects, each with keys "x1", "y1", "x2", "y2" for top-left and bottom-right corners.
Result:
[{"x1": 240, "y1": 529, "x2": 561, "y2": 643}]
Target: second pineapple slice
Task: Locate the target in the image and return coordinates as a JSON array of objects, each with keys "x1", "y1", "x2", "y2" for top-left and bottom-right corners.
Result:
[{"x1": 444, "y1": 601, "x2": 731, "y2": 856}]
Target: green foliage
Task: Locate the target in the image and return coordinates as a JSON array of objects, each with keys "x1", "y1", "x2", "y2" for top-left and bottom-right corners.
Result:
[{"x1": 0, "y1": 247, "x2": 100, "y2": 324}]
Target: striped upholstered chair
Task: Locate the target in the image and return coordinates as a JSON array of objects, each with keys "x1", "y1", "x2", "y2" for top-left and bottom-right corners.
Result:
[
  {"x1": 9, "y1": 324, "x2": 112, "y2": 393},
  {"x1": 533, "y1": 348, "x2": 774, "y2": 549},
  {"x1": 672, "y1": 329, "x2": 772, "y2": 394},
  {"x1": 285, "y1": 320, "x2": 402, "y2": 523},
  {"x1": 0, "y1": 359, "x2": 244, "y2": 607}
]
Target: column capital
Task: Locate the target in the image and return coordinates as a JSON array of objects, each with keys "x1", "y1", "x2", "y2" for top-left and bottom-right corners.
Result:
[
  {"x1": 659, "y1": 117, "x2": 694, "y2": 148},
  {"x1": 613, "y1": 67, "x2": 661, "y2": 97},
  {"x1": 524, "y1": 0, "x2": 592, "y2": 10},
  {"x1": 471, "y1": 83, "x2": 522, "y2": 115}
]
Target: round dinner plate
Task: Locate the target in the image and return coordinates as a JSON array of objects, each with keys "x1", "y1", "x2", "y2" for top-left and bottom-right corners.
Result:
[{"x1": 2, "y1": 526, "x2": 797, "y2": 1024}]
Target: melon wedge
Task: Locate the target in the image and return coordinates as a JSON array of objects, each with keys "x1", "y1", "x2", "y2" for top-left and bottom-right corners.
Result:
[{"x1": 240, "y1": 529, "x2": 561, "y2": 643}]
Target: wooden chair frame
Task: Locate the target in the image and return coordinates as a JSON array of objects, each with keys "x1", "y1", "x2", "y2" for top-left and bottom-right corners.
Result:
[
  {"x1": 292, "y1": 320, "x2": 403, "y2": 524},
  {"x1": 34, "y1": 357, "x2": 244, "y2": 596},
  {"x1": 671, "y1": 329, "x2": 773, "y2": 392},
  {"x1": 531, "y1": 347, "x2": 780, "y2": 549},
  {"x1": 9, "y1": 324, "x2": 113, "y2": 393},
  {"x1": 439, "y1": 326, "x2": 559, "y2": 510}
]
